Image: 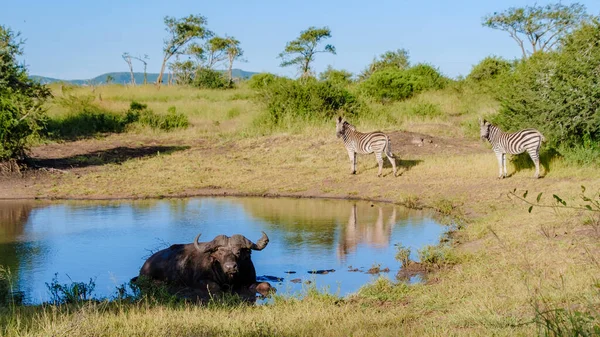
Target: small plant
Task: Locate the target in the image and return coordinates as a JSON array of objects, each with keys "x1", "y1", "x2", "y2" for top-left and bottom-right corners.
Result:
[
  {"x1": 417, "y1": 245, "x2": 458, "y2": 269},
  {"x1": 45, "y1": 273, "x2": 96, "y2": 305},
  {"x1": 366, "y1": 263, "x2": 382, "y2": 274},
  {"x1": 432, "y1": 198, "x2": 458, "y2": 216},
  {"x1": 357, "y1": 277, "x2": 409, "y2": 301},
  {"x1": 395, "y1": 244, "x2": 412, "y2": 267},
  {"x1": 402, "y1": 195, "x2": 421, "y2": 209},
  {"x1": 0, "y1": 266, "x2": 23, "y2": 307},
  {"x1": 226, "y1": 107, "x2": 241, "y2": 119},
  {"x1": 129, "y1": 275, "x2": 181, "y2": 305},
  {"x1": 531, "y1": 288, "x2": 600, "y2": 337},
  {"x1": 509, "y1": 186, "x2": 600, "y2": 215}
]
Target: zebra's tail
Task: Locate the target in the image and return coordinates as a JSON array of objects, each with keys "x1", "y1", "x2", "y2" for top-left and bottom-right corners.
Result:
[{"x1": 538, "y1": 131, "x2": 546, "y2": 143}]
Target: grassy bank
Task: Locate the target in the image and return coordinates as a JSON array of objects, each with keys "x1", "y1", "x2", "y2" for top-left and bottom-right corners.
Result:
[{"x1": 1, "y1": 84, "x2": 599, "y2": 336}]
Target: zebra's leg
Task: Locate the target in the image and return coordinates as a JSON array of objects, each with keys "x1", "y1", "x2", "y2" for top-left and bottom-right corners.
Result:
[
  {"x1": 375, "y1": 152, "x2": 384, "y2": 177},
  {"x1": 385, "y1": 152, "x2": 397, "y2": 177},
  {"x1": 347, "y1": 150, "x2": 356, "y2": 174},
  {"x1": 495, "y1": 152, "x2": 504, "y2": 179},
  {"x1": 502, "y1": 153, "x2": 507, "y2": 178},
  {"x1": 528, "y1": 149, "x2": 540, "y2": 178}
]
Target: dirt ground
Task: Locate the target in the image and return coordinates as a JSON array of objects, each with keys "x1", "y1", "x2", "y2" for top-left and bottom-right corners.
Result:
[{"x1": 0, "y1": 130, "x2": 488, "y2": 200}]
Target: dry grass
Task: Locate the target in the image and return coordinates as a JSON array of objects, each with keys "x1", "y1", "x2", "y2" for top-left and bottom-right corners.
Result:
[{"x1": 2, "y1": 84, "x2": 600, "y2": 336}]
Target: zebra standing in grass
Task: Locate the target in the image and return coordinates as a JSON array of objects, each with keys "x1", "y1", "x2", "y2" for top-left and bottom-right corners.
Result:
[
  {"x1": 336, "y1": 117, "x2": 397, "y2": 177},
  {"x1": 479, "y1": 118, "x2": 546, "y2": 179}
]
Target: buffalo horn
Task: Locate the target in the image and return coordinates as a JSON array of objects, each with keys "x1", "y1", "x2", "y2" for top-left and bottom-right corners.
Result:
[
  {"x1": 193, "y1": 233, "x2": 202, "y2": 251},
  {"x1": 251, "y1": 231, "x2": 269, "y2": 251}
]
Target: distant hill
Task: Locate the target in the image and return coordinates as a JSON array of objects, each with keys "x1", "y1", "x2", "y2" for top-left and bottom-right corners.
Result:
[{"x1": 30, "y1": 69, "x2": 258, "y2": 85}]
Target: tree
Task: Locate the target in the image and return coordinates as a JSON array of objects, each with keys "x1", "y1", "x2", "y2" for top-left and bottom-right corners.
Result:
[
  {"x1": 359, "y1": 49, "x2": 410, "y2": 81},
  {"x1": 122, "y1": 52, "x2": 135, "y2": 85},
  {"x1": 131, "y1": 54, "x2": 149, "y2": 84},
  {"x1": 105, "y1": 74, "x2": 114, "y2": 84},
  {"x1": 0, "y1": 25, "x2": 51, "y2": 161},
  {"x1": 278, "y1": 26, "x2": 336, "y2": 79},
  {"x1": 156, "y1": 14, "x2": 212, "y2": 88},
  {"x1": 493, "y1": 19, "x2": 600, "y2": 154},
  {"x1": 482, "y1": 3, "x2": 589, "y2": 59},
  {"x1": 225, "y1": 36, "x2": 244, "y2": 83}
]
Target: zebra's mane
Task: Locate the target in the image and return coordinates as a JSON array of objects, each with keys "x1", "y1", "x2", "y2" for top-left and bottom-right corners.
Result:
[{"x1": 344, "y1": 121, "x2": 356, "y2": 131}]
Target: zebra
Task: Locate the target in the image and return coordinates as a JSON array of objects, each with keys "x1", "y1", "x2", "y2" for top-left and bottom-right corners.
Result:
[
  {"x1": 336, "y1": 117, "x2": 397, "y2": 177},
  {"x1": 479, "y1": 118, "x2": 546, "y2": 179}
]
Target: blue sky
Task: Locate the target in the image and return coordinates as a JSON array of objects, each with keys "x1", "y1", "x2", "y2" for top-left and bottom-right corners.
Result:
[{"x1": 2, "y1": 0, "x2": 599, "y2": 80}]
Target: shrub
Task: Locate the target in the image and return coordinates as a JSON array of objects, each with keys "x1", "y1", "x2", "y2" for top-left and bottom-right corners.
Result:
[
  {"x1": 359, "y1": 49, "x2": 410, "y2": 81},
  {"x1": 467, "y1": 56, "x2": 513, "y2": 83},
  {"x1": 193, "y1": 68, "x2": 231, "y2": 89},
  {"x1": 45, "y1": 273, "x2": 96, "y2": 305},
  {"x1": 395, "y1": 244, "x2": 412, "y2": 267},
  {"x1": 0, "y1": 26, "x2": 51, "y2": 160},
  {"x1": 319, "y1": 65, "x2": 353, "y2": 85},
  {"x1": 417, "y1": 244, "x2": 459, "y2": 269},
  {"x1": 126, "y1": 102, "x2": 189, "y2": 131},
  {"x1": 247, "y1": 72, "x2": 278, "y2": 90},
  {"x1": 360, "y1": 68, "x2": 418, "y2": 102},
  {"x1": 0, "y1": 266, "x2": 23, "y2": 307},
  {"x1": 44, "y1": 95, "x2": 127, "y2": 140},
  {"x1": 254, "y1": 77, "x2": 367, "y2": 129},
  {"x1": 405, "y1": 63, "x2": 448, "y2": 91}
]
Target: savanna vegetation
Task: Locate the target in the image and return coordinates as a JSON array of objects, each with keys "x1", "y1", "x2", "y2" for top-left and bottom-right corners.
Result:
[{"x1": 1, "y1": 2, "x2": 600, "y2": 336}]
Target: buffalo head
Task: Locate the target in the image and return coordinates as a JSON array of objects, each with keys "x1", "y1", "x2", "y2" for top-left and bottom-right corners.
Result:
[{"x1": 193, "y1": 232, "x2": 269, "y2": 281}]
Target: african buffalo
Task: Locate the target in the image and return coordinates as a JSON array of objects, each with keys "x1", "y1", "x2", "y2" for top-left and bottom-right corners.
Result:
[{"x1": 134, "y1": 232, "x2": 273, "y2": 302}]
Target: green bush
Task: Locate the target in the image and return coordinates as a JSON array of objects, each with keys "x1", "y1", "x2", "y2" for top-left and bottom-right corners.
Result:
[
  {"x1": 417, "y1": 244, "x2": 459, "y2": 269},
  {"x1": 360, "y1": 64, "x2": 448, "y2": 103},
  {"x1": 45, "y1": 273, "x2": 96, "y2": 305},
  {"x1": 126, "y1": 102, "x2": 189, "y2": 131},
  {"x1": 405, "y1": 63, "x2": 448, "y2": 91},
  {"x1": 494, "y1": 19, "x2": 600, "y2": 160},
  {"x1": 44, "y1": 95, "x2": 127, "y2": 140},
  {"x1": 254, "y1": 77, "x2": 367, "y2": 129},
  {"x1": 467, "y1": 56, "x2": 513, "y2": 83},
  {"x1": 319, "y1": 65, "x2": 353, "y2": 85},
  {"x1": 0, "y1": 26, "x2": 51, "y2": 160},
  {"x1": 394, "y1": 245, "x2": 412, "y2": 267},
  {"x1": 247, "y1": 72, "x2": 278, "y2": 90},
  {"x1": 193, "y1": 68, "x2": 231, "y2": 89},
  {"x1": 0, "y1": 266, "x2": 23, "y2": 307},
  {"x1": 360, "y1": 68, "x2": 418, "y2": 102}
]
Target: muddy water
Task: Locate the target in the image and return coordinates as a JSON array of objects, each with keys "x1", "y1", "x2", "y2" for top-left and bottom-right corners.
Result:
[{"x1": 0, "y1": 198, "x2": 444, "y2": 304}]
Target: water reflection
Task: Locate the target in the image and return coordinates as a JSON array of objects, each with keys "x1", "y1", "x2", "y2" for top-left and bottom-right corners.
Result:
[
  {"x1": 0, "y1": 201, "x2": 32, "y2": 242},
  {"x1": 337, "y1": 204, "x2": 399, "y2": 261},
  {"x1": 0, "y1": 198, "x2": 443, "y2": 303}
]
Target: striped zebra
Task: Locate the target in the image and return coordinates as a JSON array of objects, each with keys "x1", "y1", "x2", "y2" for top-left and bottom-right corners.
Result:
[
  {"x1": 336, "y1": 117, "x2": 397, "y2": 177},
  {"x1": 479, "y1": 118, "x2": 545, "y2": 179}
]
